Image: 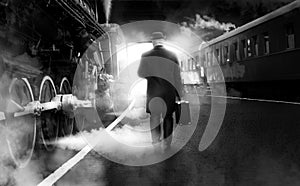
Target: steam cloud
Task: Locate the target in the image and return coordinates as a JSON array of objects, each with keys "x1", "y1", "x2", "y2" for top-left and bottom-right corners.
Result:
[
  {"x1": 103, "y1": 0, "x2": 113, "y2": 24},
  {"x1": 0, "y1": 121, "x2": 106, "y2": 186},
  {"x1": 0, "y1": 122, "x2": 44, "y2": 186},
  {"x1": 54, "y1": 122, "x2": 157, "y2": 165},
  {"x1": 179, "y1": 14, "x2": 236, "y2": 41},
  {"x1": 0, "y1": 68, "x2": 106, "y2": 186},
  {"x1": 191, "y1": 14, "x2": 236, "y2": 31}
]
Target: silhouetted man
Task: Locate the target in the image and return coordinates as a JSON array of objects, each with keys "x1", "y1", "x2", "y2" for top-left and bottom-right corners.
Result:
[{"x1": 138, "y1": 32, "x2": 183, "y2": 150}]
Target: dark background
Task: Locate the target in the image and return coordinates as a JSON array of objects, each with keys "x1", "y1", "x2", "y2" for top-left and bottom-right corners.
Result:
[{"x1": 102, "y1": 0, "x2": 294, "y2": 25}]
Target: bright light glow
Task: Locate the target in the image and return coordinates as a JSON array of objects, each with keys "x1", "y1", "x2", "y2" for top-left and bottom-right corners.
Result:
[
  {"x1": 128, "y1": 43, "x2": 153, "y2": 63},
  {"x1": 117, "y1": 42, "x2": 194, "y2": 100},
  {"x1": 129, "y1": 79, "x2": 147, "y2": 100},
  {"x1": 128, "y1": 79, "x2": 148, "y2": 119},
  {"x1": 117, "y1": 43, "x2": 153, "y2": 71},
  {"x1": 117, "y1": 42, "x2": 191, "y2": 71},
  {"x1": 164, "y1": 42, "x2": 189, "y2": 58}
]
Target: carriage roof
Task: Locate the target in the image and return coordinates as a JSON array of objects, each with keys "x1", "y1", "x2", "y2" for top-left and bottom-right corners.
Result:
[{"x1": 201, "y1": 0, "x2": 300, "y2": 49}]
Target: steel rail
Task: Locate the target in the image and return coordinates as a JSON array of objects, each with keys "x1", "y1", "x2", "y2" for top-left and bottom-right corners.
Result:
[{"x1": 205, "y1": 94, "x2": 300, "y2": 105}]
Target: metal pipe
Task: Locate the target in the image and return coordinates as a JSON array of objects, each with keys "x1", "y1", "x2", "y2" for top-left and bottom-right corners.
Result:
[{"x1": 0, "y1": 95, "x2": 93, "y2": 121}]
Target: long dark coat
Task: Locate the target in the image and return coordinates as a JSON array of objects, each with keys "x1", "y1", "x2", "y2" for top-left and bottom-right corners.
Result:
[{"x1": 138, "y1": 45, "x2": 183, "y2": 115}]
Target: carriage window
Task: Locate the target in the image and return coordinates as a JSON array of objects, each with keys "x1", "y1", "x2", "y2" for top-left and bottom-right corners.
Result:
[
  {"x1": 210, "y1": 51, "x2": 213, "y2": 66},
  {"x1": 207, "y1": 56, "x2": 211, "y2": 67},
  {"x1": 204, "y1": 57, "x2": 207, "y2": 68},
  {"x1": 263, "y1": 33, "x2": 270, "y2": 54},
  {"x1": 233, "y1": 42, "x2": 239, "y2": 61},
  {"x1": 191, "y1": 58, "x2": 195, "y2": 70},
  {"x1": 206, "y1": 52, "x2": 210, "y2": 67},
  {"x1": 186, "y1": 60, "x2": 189, "y2": 71},
  {"x1": 195, "y1": 55, "x2": 200, "y2": 68},
  {"x1": 201, "y1": 52, "x2": 205, "y2": 67},
  {"x1": 286, "y1": 24, "x2": 295, "y2": 49},
  {"x1": 252, "y1": 35, "x2": 258, "y2": 56},
  {"x1": 179, "y1": 61, "x2": 183, "y2": 70},
  {"x1": 242, "y1": 39, "x2": 247, "y2": 58},
  {"x1": 215, "y1": 48, "x2": 220, "y2": 64},
  {"x1": 247, "y1": 39, "x2": 252, "y2": 57},
  {"x1": 223, "y1": 45, "x2": 229, "y2": 63}
]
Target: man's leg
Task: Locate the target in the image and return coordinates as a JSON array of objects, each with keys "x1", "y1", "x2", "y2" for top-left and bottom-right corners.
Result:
[
  {"x1": 150, "y1": 113, "x2": 161, "y2": 144},
  {"x1": 162, "y1": 113, "x2": 174, "y2": 148},
  {"x1": 148, "y1": 97, "x2": 166, "y2": 144}
]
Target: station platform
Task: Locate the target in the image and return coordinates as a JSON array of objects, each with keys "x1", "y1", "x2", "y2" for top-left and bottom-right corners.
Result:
[{"x1": 28, "y1": 94, "x2": 300, "y2": 186}]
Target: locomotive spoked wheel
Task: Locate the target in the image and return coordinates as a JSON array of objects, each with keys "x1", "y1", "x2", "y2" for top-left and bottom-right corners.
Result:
[
  {"x1": 39, "y1": 76, "x2": 59, "y2": 151},
  {"x1": 58, "y1": 77, "x2": 76, "y2": 136},
  {"x1": 5, "y1": 78, "x2": 36, "y2": 168}
]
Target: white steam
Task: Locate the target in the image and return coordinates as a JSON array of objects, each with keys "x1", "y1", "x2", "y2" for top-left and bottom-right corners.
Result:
[
  {"x1": 0, "y1": 70, "x2": 44, "y2": 186},
  {"x1": 182, "y1": 14, "x2": 236, "y2": 32},
  {"x1": 0, "y1": 123, "x2": 44, "y2": 186},
  {"x1": 103, "y1": 0, "x2": 113, "y2": 24},
  {"x1": 52, "y1": 104, "x2": 166, "y2": 166},
  {"x1": 48, "y1": 149, "x2": 106, "y2": 186},
  {"x1": 55, "y1": 124, "x2": 155, "y2": 161}
]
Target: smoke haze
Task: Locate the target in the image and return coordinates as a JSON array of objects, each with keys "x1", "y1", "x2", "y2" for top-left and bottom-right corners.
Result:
[
  {"x1": 103, "y1": 0, "x2": 113, "y2": 23},
  {"x1": 179, "y1": 14, "x2": 236, "y2": 41},
  {"x1": 0, "y1": 122, "x2": 45, "y2": 186},
  {"x1": 54, "y1": 124, "x2": 156, "y2": 164}
]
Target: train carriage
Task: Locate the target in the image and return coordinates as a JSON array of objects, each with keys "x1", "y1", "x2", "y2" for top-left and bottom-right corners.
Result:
[{"x1": 197, "y1": 0, "x2": 300, "y2": 100}]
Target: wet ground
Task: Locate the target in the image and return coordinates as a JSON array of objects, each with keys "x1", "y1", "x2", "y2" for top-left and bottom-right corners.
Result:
[
  {"x1": 2, "y1": 93, "x2": 300, "y2": 186},
  {"x1": 99, "y1": 100, "x2": 300, "y2": 186},
  {"x1": 37, "y1": 93, "x2": 300, "y2": 186}
]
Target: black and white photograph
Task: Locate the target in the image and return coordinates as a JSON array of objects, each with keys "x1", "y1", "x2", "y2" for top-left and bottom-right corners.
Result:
[{"x1": 0, "y1": 0, "x2": 300, "y2": 185}]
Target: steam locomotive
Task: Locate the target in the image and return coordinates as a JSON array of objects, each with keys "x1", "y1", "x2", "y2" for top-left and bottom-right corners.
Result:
[
  {"x1": 184, "y1": 0, "x2": 300, "y2": 100},
  {"x1": 0, "y1": 0, "x2": 120, "y2": 168}
]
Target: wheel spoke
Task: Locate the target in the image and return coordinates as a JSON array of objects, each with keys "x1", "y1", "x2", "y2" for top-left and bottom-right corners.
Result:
[
  {"x1": 59, "y1": 77, "x2": 76, "y2": 136},
  {"x1": 5, "y1": 78, "x2": 36, "y2": 168},
  {"x1": 39, "y1": 76, "x2": 58, "y2": 151}
]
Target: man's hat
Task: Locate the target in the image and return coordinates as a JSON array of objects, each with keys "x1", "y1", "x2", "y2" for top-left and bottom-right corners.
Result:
[{"x1": 150, "y1": 32, "x2": 166, "y2": 41}]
